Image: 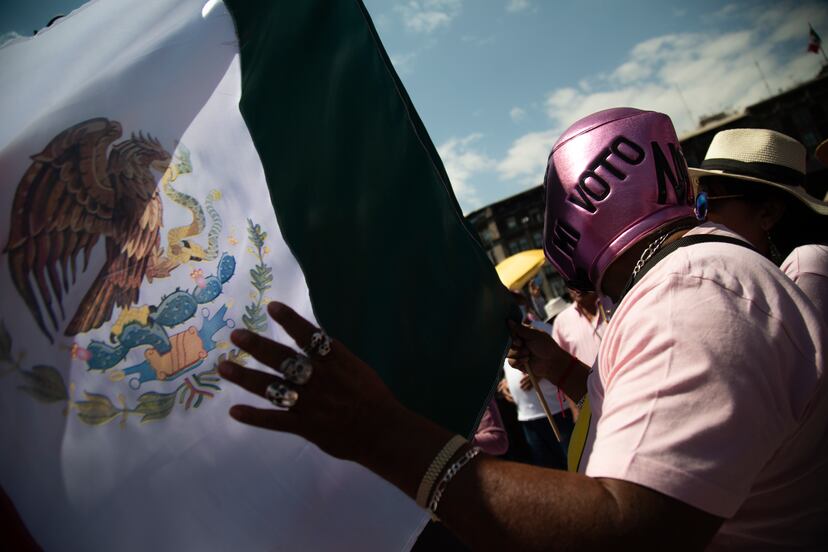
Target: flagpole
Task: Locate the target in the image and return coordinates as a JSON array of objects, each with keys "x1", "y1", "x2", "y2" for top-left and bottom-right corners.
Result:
[
  {"x1": 525, "y1": 367, "x2": 563, "y2": 442},
  {"x1": 753, "y1": 57, "x2": 773, "y2": 97},
  {"x1": 673, "y1": 85, "x2": 695, "y2": 128}
]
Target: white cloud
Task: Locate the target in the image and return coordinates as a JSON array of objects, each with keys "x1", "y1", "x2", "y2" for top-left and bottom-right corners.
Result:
[
  {"x1": 509, "y1": 106, "x2": 526, "y2": 122},
  {"x1": 396, "y1": 0, "x2": 462, "y2": 34},
  {"x1": 495, "y1": 0, "x2": 828, "y2": 191},
  {"x1": 544, "y1": 21, "x2": 821, "y2": 135},
  {"x1": 389, "y1": 51, "x2": 418, "y2": 75},
  {"x1": 506, "y1": 0, "x2": 531, "y2": 13},
  {"x1": 438, "y1": 133, "x2": 495, "y2": 209},
  {"x1": 760, "y1": 3, "x2": 828, "y2": 45},
  {"x1": 610, "y1": 60, "x2": 652, "y2": 84},
  {"x1": 0, "y1": 31, "x2": 24, "y2": 48},
  {"x1": 496, "y1": 129, "x2": 557, "y2": 183},
  {"x1": 545, "y1": 87, "x2": 578, "y2": 110}
]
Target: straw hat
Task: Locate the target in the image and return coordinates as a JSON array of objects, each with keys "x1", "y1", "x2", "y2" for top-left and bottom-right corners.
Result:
[
  {"x1": 544, "y1": 296, "x2": 569, "y2": 321},
  {"x1": 688, "y1": 128, "x2": 828, "y2": 216}
]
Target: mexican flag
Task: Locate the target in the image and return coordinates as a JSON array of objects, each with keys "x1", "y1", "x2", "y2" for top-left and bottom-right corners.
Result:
[
  {"x1": 0, "y1": 1, "x2": 515, "y2": 550},
  {"x1": 807, "y1": 24, "x2": 822, "y2": 53}
]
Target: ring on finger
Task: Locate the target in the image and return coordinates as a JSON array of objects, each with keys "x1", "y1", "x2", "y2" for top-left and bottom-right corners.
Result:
[
  {"x1": 280, "y1": 355, "x2": 313, "y2": 385},
  {"x1": 265, "y1": 381, "x2": 299, "y2": 408},
  {"x1": 305, "y1": 330, "x2": 332, "y2": 357}
]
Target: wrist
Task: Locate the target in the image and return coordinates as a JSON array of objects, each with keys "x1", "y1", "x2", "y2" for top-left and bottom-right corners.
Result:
[
  {"x1": 555, "y1": 355, "x2": 579, "y2": 388},
  {"x1": 356, "y1": 402, "x2": 455, "y2": 500}
]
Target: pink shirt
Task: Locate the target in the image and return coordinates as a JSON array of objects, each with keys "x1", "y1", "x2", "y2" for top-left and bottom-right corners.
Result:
[
  {"x1": 471, "y1": 400, "x2": 509, "y2": 456},
  {"x1": 551, "y1": 303, "x2": 603, "y2": 368},
  {"x1": 781, "y1": 244, "x2": 828, "y2": 326},
  {"x1": 581, "y1": 223, "x2": 827, "y2": 549}
]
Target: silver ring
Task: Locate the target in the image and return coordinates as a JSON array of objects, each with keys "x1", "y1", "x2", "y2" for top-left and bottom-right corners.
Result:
[
  {"x1": 306, "y1": 330, "x2": 332, "y2": 357},
  {"x1": 280, "y1": 355, "x2": 313, "y2": 385},
  {"x1": 265, "y1": 381, "x2": 298, "y2": 408}
]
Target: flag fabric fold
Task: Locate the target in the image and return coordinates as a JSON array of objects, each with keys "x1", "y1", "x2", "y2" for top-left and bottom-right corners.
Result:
[
  {"x1": 226, "y1": 0, "x2": 516, "y2": 434},
  {"x1": 0, "y1": 1, "x2": 515, "y2": 550}
]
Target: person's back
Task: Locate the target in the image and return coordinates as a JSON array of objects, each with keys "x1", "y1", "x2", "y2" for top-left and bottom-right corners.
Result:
[
  {"x1": 584, "y1": 222, "x2": 826, "y2": 549},
  {"x1": 688, "y1": 128, "x2": 828, "y2": 330}
]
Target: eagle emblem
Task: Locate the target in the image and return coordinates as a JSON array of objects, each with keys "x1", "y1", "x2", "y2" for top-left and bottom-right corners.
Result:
[{"x1": 4, "y1": 118, "x2": 172, "y2": 342}]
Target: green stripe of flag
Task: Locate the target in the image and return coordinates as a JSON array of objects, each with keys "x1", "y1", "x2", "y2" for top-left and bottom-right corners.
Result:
[{"x1": 225, "y1": 0, "x2": 519, "y2": 434}]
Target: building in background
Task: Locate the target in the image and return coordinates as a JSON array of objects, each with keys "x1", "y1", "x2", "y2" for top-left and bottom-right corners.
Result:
[
  {"x1": 466, "y1": 67, "x2": 828, "y2": 297},
  {"x1": 680, "y1": 65, "x2": 828, "y2": 199},
  {"x1": 465, "y1": 186, "x2": 567, "y2": 300}
]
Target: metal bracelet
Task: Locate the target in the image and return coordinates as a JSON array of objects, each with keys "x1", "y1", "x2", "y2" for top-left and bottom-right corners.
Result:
[
  {"x1": 427, "y1": 446, "x2": 482, "y2": 521},
  {"x1": 415, "y1": 435, "x2": 467, "y2": 509}
]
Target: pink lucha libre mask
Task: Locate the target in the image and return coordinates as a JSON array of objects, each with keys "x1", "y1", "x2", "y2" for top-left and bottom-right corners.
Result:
[{"x1": 543, "y1": 108, "x2": 695, "y2": 292}]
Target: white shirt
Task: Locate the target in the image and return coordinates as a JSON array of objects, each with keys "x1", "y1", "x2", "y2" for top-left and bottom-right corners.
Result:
[
  {"x1": 504, "y1": 320, "x2": 563, "y2": 419},
  {"x1": 504, "y1": 362, "x2": 563, "y2": 420}
]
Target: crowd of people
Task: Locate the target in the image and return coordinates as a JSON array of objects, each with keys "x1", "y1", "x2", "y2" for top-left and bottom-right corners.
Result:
[
  {"x1": 217, "y1": 107, "x2": 827, "y2": 550},
  {"x1": 5, "y1": 107, "x2": 824, "y2": 549}
]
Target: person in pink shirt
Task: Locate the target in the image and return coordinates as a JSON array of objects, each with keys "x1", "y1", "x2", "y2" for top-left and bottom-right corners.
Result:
[
  {"x1": 470, "y1": 399, "x2": 508, "y2": 456},
  {"x1": 551, "y1": 290, "x2": 603, "y2": 375},
  {"x1": 218, "y1": 108, "x2": 827, "y2": 550},
  {"x1": 690, "y1": 128, "x2": 828, "y2": 324},
  {"x1": 780, "y1": 244, "x2": 828, "y2": 323},
  {"x1": 549, "y1": 288, "x2": 603, "y2": 428}
]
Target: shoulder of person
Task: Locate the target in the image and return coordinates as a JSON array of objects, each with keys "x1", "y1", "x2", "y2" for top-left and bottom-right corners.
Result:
[
  {"x1": 635, "y1": 224, "x2": 784, "y2": 306},
  {"x1": 782, "y1": 244, "x2": 828, "y2": 275},
  {"x1": 555, "y1": 303, "x2": 579, "y2": 322}
]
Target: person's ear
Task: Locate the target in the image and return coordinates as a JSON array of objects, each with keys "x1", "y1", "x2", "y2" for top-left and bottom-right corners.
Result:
[{"x1": 758, "y1": 198, "x2": 786, "y2": 232}]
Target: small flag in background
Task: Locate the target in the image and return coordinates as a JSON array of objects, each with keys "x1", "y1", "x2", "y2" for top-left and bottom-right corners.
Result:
[
  {"x1": 0, "y1": 0, "x2": 516, "y2": 550},
  {"x1": 808, "y1": 25, "x2": 822, "y2": 53}
]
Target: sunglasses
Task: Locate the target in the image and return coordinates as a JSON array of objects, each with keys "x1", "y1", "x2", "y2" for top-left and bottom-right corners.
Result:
[
  {"x1": 694, "y1": 192, "x2": 747, "y2": 220},
  {"x1": 706, "y1": 194, "x2": 746, "y2": 201}
]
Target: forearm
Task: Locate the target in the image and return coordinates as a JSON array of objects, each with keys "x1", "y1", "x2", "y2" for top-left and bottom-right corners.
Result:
[
  {"x1": 357, "y1": 404, "x2": 456, "y2": 499},
  {"x1": 441, "y1": 455, "x2": 721, "y2": 551},
  {"x1": 542, "y1": 356, "x2": 590, "y2": 402},
  {"x1": 360, "y1": 405, "x2": 622, "y2": 550},
  {"x1": 439, "y1": 456, "x2": 622, "y2": 551},
  {"x1": 563, "y1": 358, "x2": 590, "y2": 401},
  {"x1": 358, "y1": 402, "x2": 718, "y2": 551}
]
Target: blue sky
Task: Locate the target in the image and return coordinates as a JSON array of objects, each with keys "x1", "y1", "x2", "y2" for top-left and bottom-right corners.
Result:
[{"x1": 3, "y1": 0, "x2": 827, "y2": 212}]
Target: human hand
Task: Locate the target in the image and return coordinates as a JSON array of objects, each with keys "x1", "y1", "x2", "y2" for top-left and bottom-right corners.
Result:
[
  {"x1": 507, "y1": 321, "x2": 569, "y2": 384},
  {"x1": 218, "y1": 302, "x2": 403, "y2": 464},
  {"x1": 497, "y1": 378, "x2": 514, "y2": 403},
  {"x1": 519, "y1": 373, "x2": 533, "y2": 391}
]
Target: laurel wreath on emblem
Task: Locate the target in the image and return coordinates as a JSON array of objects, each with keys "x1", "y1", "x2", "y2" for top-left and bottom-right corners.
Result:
[{"x1": 0, "y1": 219, "x2": 274, "y2": 427}]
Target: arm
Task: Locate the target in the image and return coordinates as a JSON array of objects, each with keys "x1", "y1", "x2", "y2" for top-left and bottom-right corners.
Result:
[
  {"x1": 219, "y1": 303, "x2": 722, "y2": 551},
  {"x1": 358, "y1": 403, "x2": 721, "y2": 551}
]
